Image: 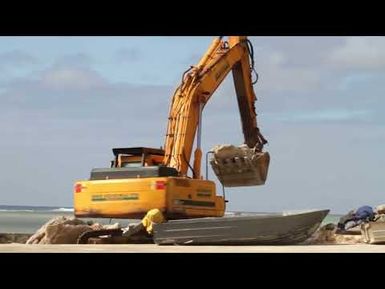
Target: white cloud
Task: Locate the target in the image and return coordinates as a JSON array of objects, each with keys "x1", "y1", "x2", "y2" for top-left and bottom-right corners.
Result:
[
  {"x1": 270, "y1": 109, "x2": 373, "y2": 122},
  {"x1": 0, "y1": 50, "x2": 38, "y2": 79},
  {"x1": 114, "y1": 47, "x2": 141, "y2": 62},
  {"x1": 256, "y1": 50, "x2": 321, "y2": 92},
  {"x1": 39, "y1": 66, "x2": 108, "y2": 91},
  {"x1": 0, "y1": 50, "x2": 37, "y2": 67},
  {"x1": 328, "y1": 37, "x2": 385, "y2": 69},
  {"x1": 55, "y1": 53, "x2": 93, "y2": 67}
]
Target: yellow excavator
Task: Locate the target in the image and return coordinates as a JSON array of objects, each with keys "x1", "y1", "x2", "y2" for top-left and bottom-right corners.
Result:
[{"x1": 74, "y1": 36, "x2": 269, "y2": 222}]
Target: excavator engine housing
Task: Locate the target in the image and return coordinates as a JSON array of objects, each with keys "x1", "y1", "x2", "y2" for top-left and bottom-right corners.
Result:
[{"x1": 74, "y1": 147, "x2": 225, "y2": 219}]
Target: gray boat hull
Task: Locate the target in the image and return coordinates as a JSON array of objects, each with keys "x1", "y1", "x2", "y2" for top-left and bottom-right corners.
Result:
[{"x1": 153, "y1": 209, "x2": 329, "y2": 245}]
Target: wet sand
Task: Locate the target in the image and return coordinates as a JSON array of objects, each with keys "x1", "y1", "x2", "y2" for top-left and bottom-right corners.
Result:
[{"x1": 1, "y1": 243, "x2": 385, "y2": 253}]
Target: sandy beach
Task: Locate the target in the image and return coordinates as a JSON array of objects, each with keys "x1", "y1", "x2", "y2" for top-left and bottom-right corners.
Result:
[
  {"x1": 1, "y1": 243, "x2": 385, "y2": 253},
  {"x1": 2, "y1": 209, "x2": 382, "y2": 252}
]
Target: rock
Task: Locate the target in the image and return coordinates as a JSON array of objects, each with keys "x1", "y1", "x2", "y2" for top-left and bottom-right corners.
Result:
[
  {"x1": 40, "y1": 224, "x2": 92, "y2": 244},
  {"x1": 375, "y1": 214, "x2": 385, "y2": 222},
  {"x1": 0, "y1": 233, "x2": 32, "y2": 244},
  {"x1": 26, "y1": 216, "x2": 80, "y2": 244},
  {"x1": 26, "y1": 216, "x2": 122, "y2": 244},
  {"x1": 376, "y1": 204, "x2": 385, "y2": 215},
  {"x1": 90, "y1": 223, "x2": 104, "y2": 231},
  {"x1": 303, "y1": 223, "x2": 363, "y2": 245},
  {"x1": 103, "y1": 223, "x2": 121, "y2": 230}
]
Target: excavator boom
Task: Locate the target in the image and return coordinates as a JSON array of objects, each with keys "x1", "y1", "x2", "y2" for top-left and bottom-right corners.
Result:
[{"x1": 163, "y1": 36, "x2": 269, "y2": 185}]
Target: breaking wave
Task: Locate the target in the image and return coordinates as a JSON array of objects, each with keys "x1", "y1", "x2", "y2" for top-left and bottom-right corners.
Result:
[
  {"x1": 51, "y1": 208, "x2": 74, "y2": 212},
  {"x1": 0, "y1": 205, "x2": 74, "y2": 213},
  {"x1": 0, "y1": 209, "x2": 35, "y2": 212}
]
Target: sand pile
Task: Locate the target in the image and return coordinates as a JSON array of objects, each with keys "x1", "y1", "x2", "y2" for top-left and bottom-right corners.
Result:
[{"x1": 26, "y1": 216, "x2": 120, "y2": 244}]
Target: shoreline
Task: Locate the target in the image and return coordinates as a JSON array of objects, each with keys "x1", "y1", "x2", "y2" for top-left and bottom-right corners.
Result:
[{"x1": 1, "y1": 231, "x2": 383, "y2": 252}]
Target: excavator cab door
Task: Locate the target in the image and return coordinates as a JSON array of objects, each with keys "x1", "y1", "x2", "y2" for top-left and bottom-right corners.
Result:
[{"x1": 210, "y1": 144, "x2": 270, "y2": 187}]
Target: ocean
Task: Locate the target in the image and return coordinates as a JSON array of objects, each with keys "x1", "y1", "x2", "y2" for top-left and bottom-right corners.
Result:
[
  {"x1": 0, "y1": 205, "x2": 342, "y2": 234},
  {"x1": 0, "y1": 205, "x2": 129, "y2": 234}
]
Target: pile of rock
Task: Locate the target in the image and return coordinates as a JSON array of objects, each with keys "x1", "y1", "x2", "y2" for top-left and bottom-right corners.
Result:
[
  {"x1": 305, "y1": 204, "x2": 385, "y2": 245},
  {"x1": 304, "y1": 223, "x2": 363, "y2": 245},
  {"x1": 0, "y1": 233, "x2": 32, "y2": 244},
  {"x1": 26, "y1": 216, "x2": 120, "y2": 244}
]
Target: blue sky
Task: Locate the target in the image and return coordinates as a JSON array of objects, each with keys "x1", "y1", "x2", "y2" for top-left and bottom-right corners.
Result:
[{"x1": 0, "y1": 36, "x2": 384, "y2": 214}]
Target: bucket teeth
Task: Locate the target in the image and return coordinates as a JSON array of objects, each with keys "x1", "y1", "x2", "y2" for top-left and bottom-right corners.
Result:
[{"x1": 210, "y1": 145, "x2": 270, "y2": 187}]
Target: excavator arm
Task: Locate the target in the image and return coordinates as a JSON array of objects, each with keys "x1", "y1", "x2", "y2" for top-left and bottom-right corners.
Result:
[
  {"x1": 163, "y1": 36, "x2": 268, "y2": 183},
  {"x1": 73, "y1": 36, "x2": 270, "y2": 222}
]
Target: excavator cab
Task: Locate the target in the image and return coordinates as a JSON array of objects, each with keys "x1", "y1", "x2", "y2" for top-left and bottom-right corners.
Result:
[
  {"x1": 111, "y1": 147, "x2": 164, "y2": 168},
  {"x1": 89, "y1": 147, "x2": 178, "y2": 181}
]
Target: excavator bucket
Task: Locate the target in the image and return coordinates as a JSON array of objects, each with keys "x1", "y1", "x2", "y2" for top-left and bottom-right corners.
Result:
[{"x1": 210, "y1": 144, "x2": 270, "y2": 187}]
